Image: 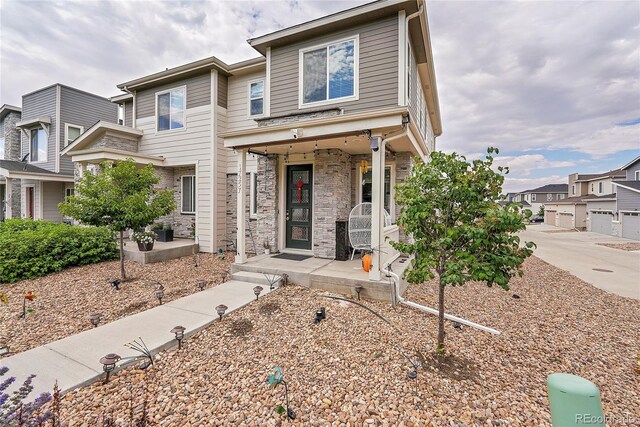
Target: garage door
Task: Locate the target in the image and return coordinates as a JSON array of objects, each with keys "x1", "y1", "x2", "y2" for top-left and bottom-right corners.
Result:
[
  {"x1": 557, "y1": 213, "x2": 574, "y2": 229},
  {"x1": 621, "y1": 212, "x2": 640, "y2": 241},
  {"x1": 545, "y1": 210, "x2": 556, "y2": 226},
  {"x1": 590, "y1": 211, "x2": 612, "y2": 235}
]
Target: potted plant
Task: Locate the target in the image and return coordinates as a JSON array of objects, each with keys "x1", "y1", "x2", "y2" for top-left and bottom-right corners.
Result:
[
  {"x1": 263, "y1": 241, "x2": 270, "y2": 255},
  {"x1": 132, "y1": 231, "x2": 157, "y2": 252},
  {"x1": 153, "y1": 223, "x2": 174, "y2": 242}
]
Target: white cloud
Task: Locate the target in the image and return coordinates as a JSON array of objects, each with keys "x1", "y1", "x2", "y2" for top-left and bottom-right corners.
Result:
[
  {"x1": 493, "y1": 155, "x2": 575, "y2": 177},
  {"x1": 503, "y1": 174, "x2": 567, "y2": 194}
]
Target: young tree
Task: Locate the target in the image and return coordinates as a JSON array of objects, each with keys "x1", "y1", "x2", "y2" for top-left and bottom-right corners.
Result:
[
  {"x1": 391, "y1": 148, "x2": 535, "y2": 353},
  {"x1": 537, "y1": 205, "x2": 545, "y2": 217},
  {"x1": 59, "y1": 159, "x2": 176, "y2": 281}
]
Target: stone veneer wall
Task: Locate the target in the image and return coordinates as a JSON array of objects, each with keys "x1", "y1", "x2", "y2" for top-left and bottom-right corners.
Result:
[
  {"x1": 3, "y1": 111, "x2": 22, "y2": 217},
  {"x1": 256, "y1": 155, "x2": 279, "y2": 252},
  {"x1": 155, "y1": 166, "x2": 195, "y2": 238},
  {"x1": 86, "y1": 134, "x2": 139, "y2": 152},
  {"x1": 313, "y1": 149, "x2": 351, "y2": 258},
  {"x1": 226, "y1": 173, "x2": 259, "y2": 254}
]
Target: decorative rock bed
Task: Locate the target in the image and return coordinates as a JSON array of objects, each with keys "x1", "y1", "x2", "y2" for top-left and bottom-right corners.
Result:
[{"x1": 50, "y1": 256, "x2": 639, "y2": 426}]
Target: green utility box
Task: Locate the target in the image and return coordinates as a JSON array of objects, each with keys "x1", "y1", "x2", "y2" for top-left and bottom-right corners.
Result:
[{"x1": 547, "y1": 373, "x2": 605, "y2": 427}]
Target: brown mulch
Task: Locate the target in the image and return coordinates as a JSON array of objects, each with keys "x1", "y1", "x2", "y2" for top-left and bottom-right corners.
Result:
[
  {"x1": 54, "y1": 256, "x2": 640, "y2": 426},
  {"x1": 0, "y1": 253, "x2": 233, "y2": 356},
  {"x1": 597, "y1": 242, "x2": 640, "y2": 251}
]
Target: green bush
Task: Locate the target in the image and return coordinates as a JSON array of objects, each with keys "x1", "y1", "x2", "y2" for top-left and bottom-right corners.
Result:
[{"x1": 0, "y1": 219, "x2": 118, "y2": 283}]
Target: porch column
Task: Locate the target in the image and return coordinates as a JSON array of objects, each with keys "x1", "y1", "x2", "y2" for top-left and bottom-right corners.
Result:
[
  {"x1": 5, "y1": 178, "x2": 12, "y2": 218},
  {"x1": 369, "y1": 133, "x2": 386, "y2": 281},
  {"x1": 235, "y1": 149, "x2": 247, "y2": 264}
]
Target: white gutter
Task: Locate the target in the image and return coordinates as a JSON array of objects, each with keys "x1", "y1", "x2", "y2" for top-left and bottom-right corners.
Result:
[{"x1": 383, "y1": 262, "x2": 500, "y2": 335}]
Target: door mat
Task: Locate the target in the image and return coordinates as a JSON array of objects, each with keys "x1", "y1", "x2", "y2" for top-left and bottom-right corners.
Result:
[{"x1": 272, "y1": 253, "x2": 312, "y2": 261}]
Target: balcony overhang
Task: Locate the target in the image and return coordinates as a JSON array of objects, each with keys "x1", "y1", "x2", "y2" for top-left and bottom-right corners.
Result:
[
  {"x1": 15, "y1": 116, "x2": 51, "y2": 138},
  {"x1": 61, "y1": 121, "x2": 143, "y2": 157},
  {"x1": 0, "y1": 160, "x2": 74, "y2": 182},
  {"x1": 67, "y1": 148, "x2": 164, "y2": 166}
]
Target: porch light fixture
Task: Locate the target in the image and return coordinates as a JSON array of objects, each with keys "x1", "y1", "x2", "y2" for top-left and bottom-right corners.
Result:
[
  {"x1": 370, "y1": 136, "x2": 381, "y2": 152},
  {"x1": 170, "y1": 325, "x2": 186, "y2": 349},
  {"x1": 155, "y1": 285, "x2": 165, "y2": 305},
  {"x1": 216, "y1": 304, "x2": 228, "y2": 320},
  {"x1": 100, "y1": 353, "x2": 120, "y2": 383},
  {"x1": 89, "y1": 313, "x2": 103, "y2": 328},
  {"x1": 253, "y1": 286, "x2": 263, "y2": 300}
]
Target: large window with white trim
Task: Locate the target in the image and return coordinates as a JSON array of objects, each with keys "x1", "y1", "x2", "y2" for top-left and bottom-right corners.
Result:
[
  {"x1": 157, "y1": 87, "x2": 185, "y2": 131},
  {"x1": 181, "y1": 175, "x2": 196, "y2": 214},
  {"x1": 65, "y1": 124, "x2": 84, "y2": 146},
  {"x1": 300, "y1": 37, "x2": 358, "y2": 106},
  {"x1": 30, "y1": 128, "x2": 47, "y2": 162}
]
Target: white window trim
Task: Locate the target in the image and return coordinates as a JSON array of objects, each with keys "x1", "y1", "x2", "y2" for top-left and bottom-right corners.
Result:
[
  {"x1": 247, "y1": 79, "x2": 265, "y2": 119},
  {"x1": 249, "y1": 172, "x2": 258, "y2": 219},
  {"x1": 298, "y1": 35, "x2": 360, "y2": 109},
  {"x1": 180, "y1": 175, "x2": 196, "y2": 215},
  {"x1": 64, "y1": 123, "x2": 84, "y2": 147},
  {"x1": 155, "y1": 85, "x2": 187, "y2": 134},
  {"x1": 356, "y1": 163, "x2": 396, "y2": 221},
  {"x1": 29, "y1": 127, "x2": 48, "y2": 164},
  {"x1": 635, "y1": 170, "x2": 640, "y2": 180},
  {"x1": 572, "y1": 184, "x2": 576, "y2": 195},
  {"x1": 531, "y1": 194, "x2": 537, "y2": 202}
]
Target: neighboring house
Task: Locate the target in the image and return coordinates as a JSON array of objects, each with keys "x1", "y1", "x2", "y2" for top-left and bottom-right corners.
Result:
[
  {"x1": 65, "y1": 0, "x2": 441, "y2": 288},
  {"x1": 0, "y1": 104, "x2": 22, "y2": 220},
  {"x1": 610, "y1": 156, "x2": 640, "y2": 240},
  {"x1": 1, "y1": 84, "x2": 118, "y2": 222},
  {"x1": 512, "y1": 184, "x2": 568, "y2": 214}
]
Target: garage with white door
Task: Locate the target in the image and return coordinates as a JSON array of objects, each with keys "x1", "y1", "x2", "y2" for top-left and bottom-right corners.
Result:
[
  {"x1": 621, "y1": 212, "x2": 640, "y2": 240},
  {"x1": 557, "y1": 212, "x2": 574, "y2": 229},
  {"x1": 589, "y1": 211, "x2": 613, "y2": 235}
]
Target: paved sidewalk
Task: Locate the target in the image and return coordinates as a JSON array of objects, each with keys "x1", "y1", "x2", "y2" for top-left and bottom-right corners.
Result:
[
  {"x1": 2, "y1": 280, "x2": 274, "y2": 399},
  {"x1": 520, "y1": 225, "x2": 640, "y2": 299}
]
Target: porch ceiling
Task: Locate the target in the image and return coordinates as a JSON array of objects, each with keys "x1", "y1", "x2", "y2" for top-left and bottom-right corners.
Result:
[{"x1": 246, "y1": 132, "x2": 418, "y2": 156}]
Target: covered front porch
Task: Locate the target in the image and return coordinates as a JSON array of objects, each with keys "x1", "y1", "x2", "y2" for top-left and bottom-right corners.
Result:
[{"x1": 223, "y1": 107, "x2": 428, "y2": 294}]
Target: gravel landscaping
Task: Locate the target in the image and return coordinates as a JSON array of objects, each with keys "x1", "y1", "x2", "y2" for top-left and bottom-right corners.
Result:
[
  {"x1": 52, "y1": 256, "x2": 639, "y2": 426},
  {"x1": 0, "y1": 253, "x2": 233, "y2": 356},
  {"x1": 596, "y1": 242, "x2": 640, "y2": 251}
]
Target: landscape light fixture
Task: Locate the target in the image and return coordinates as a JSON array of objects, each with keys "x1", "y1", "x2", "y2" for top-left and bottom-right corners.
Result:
[
  {"x1": 171, "y1": 326, "x2": 186, "y2": 349},
  {"x1": 355, "y1": 285, "x2": 363, "y2": 301},
  {"x1": 155, "y1": 285, "x2": 165, "y2": 305},
  {"x1": 407, "y1": 370, "x2": 417, "y2": 380},
  {"x1": 313, "y1": 307, "x2": 326, "y2": 324},
  {"x1": 196, "y1": 280, "x2": 208, "y2": 291},
  {"x1": 100, "y1": 353, "x2": 120, "y2": 383},
  {"x1": 216, "y1": 304, "x2": 228, "y2": 320},
  {"x1": 89, "y1": 313, "x2": 103, "y2": 328},
  {"x1": 253, "y1": 286, "x2": 263, "y2": 300},
  {"x1": 0, "y1": 346, "x2": 9, "y2": 356},
  {"x1": 110, "y1": 279, "x2": 121, "y2": 291}
]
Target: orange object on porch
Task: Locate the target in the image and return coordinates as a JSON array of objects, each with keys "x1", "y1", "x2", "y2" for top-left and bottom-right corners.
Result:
[{"x1": 362, "y1": 253, "x2": 372, "y2": 272}]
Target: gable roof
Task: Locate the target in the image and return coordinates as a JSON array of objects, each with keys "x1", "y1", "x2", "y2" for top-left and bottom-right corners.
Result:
[
  {"x1": 574, "y1": 169, "x2": 626, "y2": 182},
  {"x1": 521, "y1": 184, "x2": 568, "y2": 193},
  {"x1": 60, "y1": 121, "x2": 143, "y2": 156},
  {"x1": 613, "y1": 181, "x2": 640, "y2": 194},
  {"x1": 0, "y1": 159, "x2": 74, "y2": 181},
  {"x1": 620, "y1": 156, "x2": 640, "y2": 171},
  {"x1": 0, "y1": 104, "x2": 21, "y2": 121}
]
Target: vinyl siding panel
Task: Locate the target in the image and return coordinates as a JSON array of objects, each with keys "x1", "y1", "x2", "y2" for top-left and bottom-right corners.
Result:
[
  {"x1": 41, "y1": 181, "x2": 65, "y2": 222},
  {"x1": 59, "y1": 86, "x2": 118, "y2": 174},
  {"x1": 124, "y1": 100, "x2": 133, "y2": 127},
  {"x1": 617, "y1": 187, "x2": 640, "y2": 211},
  {"x1": 227, "y1": 70, "x2": 266, "y2": 132},
  {"x1": 136, "y1": 73, "x2": 211, "y2": 119},
  {"x1": 625, "y1": 160, "x2": 640, "y2": 180},
  {"x1": 216, "y1": 107, "x2": 229, "y2": 249},
  {"x1": 218, "y1": 75, "x2": 228, "y2": 108},
  {"x1": 408, "y1": 41, "x2": 435, "y2": 151},
  {"x1": 21, "y1": 86, "x2": 57, "y2": 172},
  {"x1": 269, "y1": 15, "x2": 399, "y2": 116}
]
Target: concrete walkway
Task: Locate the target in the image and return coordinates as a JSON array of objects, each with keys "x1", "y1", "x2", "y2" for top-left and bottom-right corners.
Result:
[
  {"x1": 520, "y1": 224, "x2": 640, "y2": 299},
  {"x1": 2, "y1": 279, "x2": 274, "y2": 399}
]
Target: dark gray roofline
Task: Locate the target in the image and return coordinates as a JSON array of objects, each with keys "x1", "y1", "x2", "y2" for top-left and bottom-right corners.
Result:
[{"x1": 21, "y1": 83, "x2": 111, "y2": 102}]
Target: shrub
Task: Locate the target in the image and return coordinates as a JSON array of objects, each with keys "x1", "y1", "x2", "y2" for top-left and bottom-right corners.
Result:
[{"x1": 0, "y1": 219, "x2": 118, "y2": 283}]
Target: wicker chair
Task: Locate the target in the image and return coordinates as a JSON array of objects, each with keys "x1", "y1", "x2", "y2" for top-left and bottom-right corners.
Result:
[{"x1": 348, "y1": 202, "x2": 391, "y2": 260}]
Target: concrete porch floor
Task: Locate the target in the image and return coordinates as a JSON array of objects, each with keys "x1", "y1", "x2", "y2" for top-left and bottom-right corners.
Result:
[
  {"x1": 123, "y1": 239, "x2": 199, "y2": 264},
  {"x1": 231, "y1": 254, "x2": 410, "y2": 301}
]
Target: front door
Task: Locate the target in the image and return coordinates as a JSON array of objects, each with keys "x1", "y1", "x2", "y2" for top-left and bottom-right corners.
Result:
[
  {"x1": 286, "y1": 164, "x2": 312, "y2": 250},
  {"x1": 26, "y1": 187, "x2": 34, "y2": 219}
]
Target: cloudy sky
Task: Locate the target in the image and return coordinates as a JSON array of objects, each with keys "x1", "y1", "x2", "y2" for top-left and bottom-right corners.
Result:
[{"x1": 1, "y1": 0, "x2": 639, "y2": 192}]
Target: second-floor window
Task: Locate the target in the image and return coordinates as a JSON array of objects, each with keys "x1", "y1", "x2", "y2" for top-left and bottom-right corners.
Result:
[
  {"x1": 30, "y1": 128, "x2": 47, "y2": 162},
  {"x1": 65, "y1": 124, "x2": 84, "y2": 146},
  {"x1": 635, "y1": 170, "x2": 640, "y2": 180},
  {"x1": 558, "y1": 194, "x2": 565, "y2": 200},
  {"x1": 181, "y1": 175, "x2": 196, "y2": 214},
  {"x1": 598, "y1": 182, "x2": 604, "y2": 193},
  {"x1": 531, "y1": 194, "x2": 536, "y2": 202},
  {"x1": 572, "y1": 185, "x2": 576, "y2": 195},
  {"x1": 547, "y1": 194, "x2": 553, "y2": 201},
  {"x1": 157, "y1": 87, "x2": 185, "y2": 131},
  {"x1": 249, "y1": 80, "x2": 264, "y2": 117},
  {"x1": 300, "y1": 37, "x2": 358, "y2": 107}
]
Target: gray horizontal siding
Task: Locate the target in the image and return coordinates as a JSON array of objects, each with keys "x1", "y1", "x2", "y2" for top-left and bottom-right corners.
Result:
[
  {"x1": 625, "y1": 159, "x2": 640, "y2": 180},
  {"x1": 60, "y1": 86, "x2": 118, "y2": 174},
  {"x1": 136, "y1": 73, "x2": 211, "y2": 119},
  {"x1": 218, "y1": 74, "x2": 228, "y2": 108},
  {"x1": 124, "y1": 100, "x2": 133, "y2": 127},
  {"x1": 21, "y1": 86, "x2": 57, "y2": 172},
  {"x1": 270, "y1": 15, "x2": 398, "y2": 117},
  {"x1": 617, "y1": 186, "x2": 640, "y2": 211}
]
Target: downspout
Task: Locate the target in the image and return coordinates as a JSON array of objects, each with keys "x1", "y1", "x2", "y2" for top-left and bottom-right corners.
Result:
[
  {"x1": 122, "y1": 86, "x2": 136, "y2": 128},
  {"x1": 383, "y1": 261, "x2": 500, "y2": 335}
]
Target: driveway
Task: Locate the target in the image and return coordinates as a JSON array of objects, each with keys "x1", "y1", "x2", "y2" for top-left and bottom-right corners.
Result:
[{"x1": 519, "y1": 224, "x2": 640, "y2": 299}]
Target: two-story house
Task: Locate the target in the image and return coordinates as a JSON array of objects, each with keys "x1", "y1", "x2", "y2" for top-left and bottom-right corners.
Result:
[
  {"x1": 0, "y1": 104, "x2": 23, "y2": 220},
  {"x1": 512, "y1": 184, "x2": 568, "y2": 214},
  {"x1": 1, "y1": 84, "x2": 117, "y2": 222},
  {"x1": 63, "y1": 0, "x2": 441, "y2": 289},
  {"x1": 609, "y1": 156, "x2": 640, "y2": 240}
]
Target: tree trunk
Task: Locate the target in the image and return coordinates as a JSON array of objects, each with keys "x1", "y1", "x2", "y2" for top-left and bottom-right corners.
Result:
[
  {"x1": 437, "y1": 279, "x2": 446, "y2": 354},
  {"x1": 119, "y1": 230, "x2": 127, "y2": 281}
]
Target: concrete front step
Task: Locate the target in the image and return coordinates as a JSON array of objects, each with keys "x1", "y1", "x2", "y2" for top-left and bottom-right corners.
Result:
[{"x1": 231, "y1": 271, "x2": 284, "y2": 287}]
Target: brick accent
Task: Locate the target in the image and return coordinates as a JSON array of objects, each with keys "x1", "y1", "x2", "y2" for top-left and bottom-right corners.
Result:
[{"x1": 313, "y1": 149, "x2": 351, "y2": 258}]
